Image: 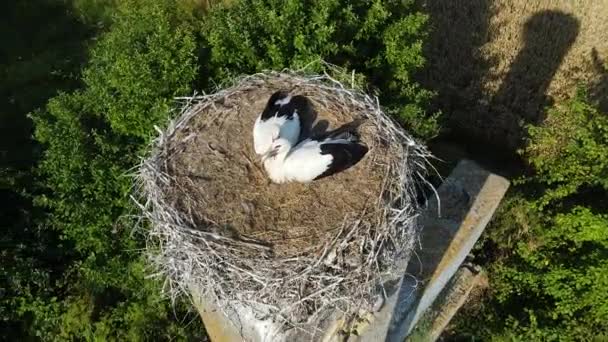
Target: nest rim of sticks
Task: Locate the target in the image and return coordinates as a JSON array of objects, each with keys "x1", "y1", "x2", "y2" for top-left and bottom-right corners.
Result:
[{"x1": 135, "y1": 66, "x2": 433, "y2": 329}]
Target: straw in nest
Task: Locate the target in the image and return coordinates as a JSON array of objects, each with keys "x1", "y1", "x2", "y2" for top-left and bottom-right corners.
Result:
[{"x1": 134, "y1": 66, "x2": 434, "y2": 331}]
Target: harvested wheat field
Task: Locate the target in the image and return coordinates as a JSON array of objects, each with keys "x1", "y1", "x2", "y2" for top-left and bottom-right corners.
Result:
[
  {"x1": 421, "y1": 0, "x2": 608, "y2": 150},
  {"x1": 137, "y1": 70, "x2": 432, "y2": 323}
]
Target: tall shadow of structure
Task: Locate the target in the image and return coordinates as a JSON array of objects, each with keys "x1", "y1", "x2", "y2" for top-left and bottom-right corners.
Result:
[
  {"x1": 420, "y1": 0, "x2": 493, "y2": 125},
  {"x1": 488, "y1": 11, "x2": 580, "y2": 150},
  {"x1": 363, "y1": 6, "x2": 581, "y2": 342},
  {"x1": 590, "y1": 48, "x2": 608, "y2": 113},
  {"x1": 422, "y1": 6, "x2": 580, "y2": 155}
]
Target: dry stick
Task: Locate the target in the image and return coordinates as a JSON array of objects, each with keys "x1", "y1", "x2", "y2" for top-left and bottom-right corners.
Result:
[{"x1": 134, "y1": 68, "x2": 435, "y2": 328}]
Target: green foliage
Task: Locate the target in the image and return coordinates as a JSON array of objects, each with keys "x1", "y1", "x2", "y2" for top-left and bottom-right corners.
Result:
[
  {"x1": 33, "y1": 0, "x2": 198, "y2": 257},
  {"x1": 83, "y1": 0, "x2": 198, "y2": 138},
  {"x1": 490, "y1": 205, "x2": 608, "y2": 340},
  {"x1": 201, "y1": 0, "x2": 440, "y2": 138},
  {"x1": 523, "y1": 89, "x2": 608, "y2": 208},
  {"x1": 451, "y1": 92, "x2": 608, "y2": 341},
  {"x1": 7, "y1": 0, "x2": 204, "y2": 339},
  {"x1": 70, "y1": 0, "x2": 117, "y2": 27},
  {"x1": 14, "y1": 258, "x2": 201, "y2": 341},
  {"x1": 4, "y1": 0, "x2": 438, "y2": 339},
  {"x1": 1, "y1": 0, "x2": 93, "y2": 338}
]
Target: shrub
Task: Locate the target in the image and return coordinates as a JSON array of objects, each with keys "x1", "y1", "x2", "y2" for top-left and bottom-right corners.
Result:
[
  {"x1": 524, "y1": 88, "x2": 608, "y2": 208},
  {"x1": 8, "y1": 0, "x2": 439, "y2": 339},
  {"x1": 23, "y1": 0, "x2": 204, "y2": 339},
  {"x1": 71, "y1": 0, "x2": 117, "y2": 27},
  {"x1": 489, "y1": 205, "x2": 608, "y2": 340},
  {"x1": 83, "y1": 0, "x2": 198, "y2": 139},
  {"x1": 201, "y1": 0, "x2": 440, "y2": 138},
  {"x1": 451, "y1": 91, "x2": 608, "y2": 341}
]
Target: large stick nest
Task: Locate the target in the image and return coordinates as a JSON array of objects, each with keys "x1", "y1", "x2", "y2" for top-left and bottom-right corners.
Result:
[{"x1": 135, "y1": 68, "x2": 433, "y2": 326}]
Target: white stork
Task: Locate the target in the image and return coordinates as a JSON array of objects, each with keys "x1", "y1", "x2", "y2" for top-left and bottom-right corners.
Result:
[
  {"x1": 253, "y1": 90, "x2": 304, "y2": 156},
  {"x1": 262, "y1": 127, "x2": 368, "y2": 183}
]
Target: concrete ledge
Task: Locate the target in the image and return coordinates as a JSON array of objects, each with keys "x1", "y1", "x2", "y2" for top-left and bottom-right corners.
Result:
[
  {"x1": 358, "y1": 159, "x2": 509, "y2": 341},
  {"x1": 408, "y1": 265, "x2": 487, "y2": 341}
]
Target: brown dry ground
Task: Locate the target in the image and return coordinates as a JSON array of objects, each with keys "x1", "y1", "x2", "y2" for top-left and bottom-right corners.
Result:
[
  {"x1": 164, "y1": 85, "x2": 390, "y2": 257},
  {"x1": 420, "y1": 0, "x2": 608, "y2": 152}
]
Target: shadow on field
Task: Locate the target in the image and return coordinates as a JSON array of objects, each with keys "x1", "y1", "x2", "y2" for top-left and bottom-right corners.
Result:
[
  {"x1": 590, "y1": 48, "x2": 608, "y2": 113},
  {"x1": 421, "y1": 3, "x2": 580, "y2": 176},
  {"x1": 489, "y1": 11, "x2": 579, "y2": 150},
  {"x1": 419, "y1": 0, "x2": 494, "y2": 134}
]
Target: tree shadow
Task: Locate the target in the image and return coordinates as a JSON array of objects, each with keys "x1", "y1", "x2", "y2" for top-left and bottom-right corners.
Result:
[
  {"x1": 419, "y1": 0, "x2": 495, "y2": 123},
  {"x1": 420, "y1": 0, "x2": 504, "y2": 177},
  {"x1": 488, "y1": 11, "x2": 580, "y2": 150},
  {"x1": 1, "y1": 0, "x2": 94, "y2": 173},
  {"x1": 0, "y1": 0, "x2": 95, "y2": 338},
  {"x1": 422, "y1": 5, "x2": 580, "y2": 177},
  {"x1": 589, "y1": 48, "x2": 608, "y2": 113}
]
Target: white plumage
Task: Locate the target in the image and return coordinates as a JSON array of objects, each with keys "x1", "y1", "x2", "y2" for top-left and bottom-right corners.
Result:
[
  {"x1": 253, "y1": 90, "x2": 301, "y2": 156},
  {"x1": 262, "y1": 131, "x2": 368, "y2": 183}
]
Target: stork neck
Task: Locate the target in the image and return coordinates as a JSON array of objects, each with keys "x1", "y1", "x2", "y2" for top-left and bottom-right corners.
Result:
[{"x1": 263, "y1": 146, "x2": 291, "y2": 183}]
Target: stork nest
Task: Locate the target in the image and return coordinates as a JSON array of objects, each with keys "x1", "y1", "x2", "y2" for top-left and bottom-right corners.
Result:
[{"x1": 135, "y1": 67, "x2": 433, "y2": 327}]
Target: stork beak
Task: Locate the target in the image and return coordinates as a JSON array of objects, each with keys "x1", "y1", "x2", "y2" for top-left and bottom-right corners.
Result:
[
  {"x1": 262, "y1": 146, "x2": 279, "y2": 161},
  {"x1": 267, "y1": 146, "x2": 279, "y2": 158}
]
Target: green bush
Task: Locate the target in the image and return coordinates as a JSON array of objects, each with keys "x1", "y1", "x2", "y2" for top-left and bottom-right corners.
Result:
[
  {"x1": 70, "y1": 0, "x2": 117, "y2": 27},
  {"x1": 451, "y1": 91, "x2": 608, "y2": 341},
  {"x1": 20, "y1": 0, "x2": 204, "y2": 339},
  {"x1": 83, "y1": 0, "x2": 198, "y2": 138},
  {"x1": 201, "y1": 0, "x2": 440, "y2": 138},
  {"x1": 33, "y1": 0, "x2": 199, "y2": 258},
  {"x1": 1, "y1": 0, "x2": 93, "y2": 338},
  {"x1": 486, "y1": 204, "x2": 608, "y2": 340},
  {"x1": 524, "y1": 88, "x2": 608, "y2": 208},
  {"x1": 4, "y1": 0, "x2": 438, "y2": 339}
]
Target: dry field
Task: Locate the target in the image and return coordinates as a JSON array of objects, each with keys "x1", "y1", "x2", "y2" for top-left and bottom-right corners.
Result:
[{"x1": 420, "y1": 0, "x2": 608, "y2": 151}]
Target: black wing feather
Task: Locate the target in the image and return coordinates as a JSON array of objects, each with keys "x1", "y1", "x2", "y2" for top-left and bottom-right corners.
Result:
[
  {"x1": 276, "y1": 94, "x2": 308, "y2": 120},
  {"x1": 314, "y1": 118, "x2": 366, "y2": 141},
  {"x1": 260, "y1": 90, "x2": 290, "y2": 120},
  {"x1": 261, "y1": 91, "x2": 309, "y2": 123},
  {"x1": 315, "y1": 143, "x2": 368, "y2": 180}
]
